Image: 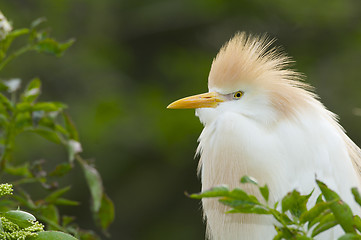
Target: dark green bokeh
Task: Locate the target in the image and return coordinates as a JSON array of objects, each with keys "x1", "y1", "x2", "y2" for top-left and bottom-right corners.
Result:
[{"x1": 1, "y1": 1, "x2": 361, "y2": 239}]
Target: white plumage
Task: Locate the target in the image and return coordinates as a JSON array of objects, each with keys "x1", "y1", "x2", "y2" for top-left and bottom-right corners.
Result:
[{"x1": 168, "y1": 32, "x2": 361, "y2": 239}]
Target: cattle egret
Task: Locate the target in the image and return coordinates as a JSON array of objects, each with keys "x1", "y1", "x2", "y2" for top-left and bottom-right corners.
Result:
[{"x1": 167, "y1": 32, "x2": 361, "y2": 240}]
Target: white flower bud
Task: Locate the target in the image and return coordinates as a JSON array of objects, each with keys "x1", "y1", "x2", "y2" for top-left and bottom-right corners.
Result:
[{"x1": 0, "y1": 10, "x2": 12, "y2": 40}]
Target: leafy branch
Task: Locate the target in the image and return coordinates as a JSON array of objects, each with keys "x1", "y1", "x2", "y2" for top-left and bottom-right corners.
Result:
[
  {"x1": 0, "y1": 183, "x2": 77, "y2": 240},
  {"x1": 0, "y1": 17, "x2": 74, "y2": 71},
  {"x1": 190, "y1": 176, "x2": 361, "y2": 239},
  {"x1": 0, "y1": 10, "x2": 114, "y2": 239}
]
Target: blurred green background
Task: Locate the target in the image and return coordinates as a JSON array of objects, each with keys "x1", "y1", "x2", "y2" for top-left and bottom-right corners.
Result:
[{"x1": 1, "y1": 0, "x2": 361, "y2": 239}]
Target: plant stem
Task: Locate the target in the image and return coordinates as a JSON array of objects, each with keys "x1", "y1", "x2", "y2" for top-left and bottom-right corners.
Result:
[
  {"x1": 0, "y1": 109, "x2": 17, "y2": 173},
  {"x1": 0, "y1": 44, "x2": 34, "y2": 71}
]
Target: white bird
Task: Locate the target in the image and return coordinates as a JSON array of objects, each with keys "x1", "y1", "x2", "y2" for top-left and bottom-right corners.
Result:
[{"x1": 167, "y1": 32, "x2": 361, "y2": 240}]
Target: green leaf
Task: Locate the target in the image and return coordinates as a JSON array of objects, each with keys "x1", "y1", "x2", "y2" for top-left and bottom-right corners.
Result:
[
  {"x1": 317, "y1": 180, "x2": 340, "y2": 201},
  {"x1": 352, "y1": 187, "x2": 361, "y2": 207},
  {"x1": 45, "y1": 186, "x2": 71, "y2": 203},
  {"x1": 78, "y1": 158, "x2": 103, "y2": 212},
  {"x1": 317, "y1": 180, "x2": 355, "y2": 233},
  {"x1": 279, "y1": 212, "x2": 293, "y2": 225},
  {"x1": 37, "y1": 115, "x2": 60, "y2": 131},
  {"x1": 189, "y1": 185, "x2": 230, "y2": 199},
  {"x1": 220, "y1": 198, "x2": 258, "y2": 208},
  {"x1": 63, "y1": 112, "x2": 79, "y2": 141},
  {"x1": 15, "y1": 112, "x2": 32, "y2": 130},
  {"x1": 12, "y1": 190, "x2": 37, "y2": 209},
  {"x1": 273, "y1": 225, "x2": 293, "y2": 240},
  {"x1": 316, "y1": 193, "x2": 324, "y2": 204},
  {"x1": 53, "y1": 198, "x2": 79, "y2": 206},
  {"x1": 259, "y1": 184, "x2": 269, "y2": 202},
  {"x1": 39, "y1": 204, "x2": 59, "y2": 227},
  {"x1": 93, "y1": 193, "x2": 114, "y2": 234},
  {"x1": 311, "y1": 212, "x2": 337, "y2": 237},
  {"x1": 300, "y1": 201, "x2": 333, "y2": 224},
  {"x1": 1, "y1": 30, "x2": 25, "y2": 57},
  {"x1": 16, "y1": 102, "x2": 32, "y2": 112},
  {"x1": 22, "y1": 78, "x2": 41, "y2": 102},
  {"x1": 4, "y1": 163, "x2": 31, "y2": 177},
  {"x1": 240, "y1": 176, "x2": 258, "y2": 185},
  {"x1": 33, "y1": 102, "x2": 67, "y2": 112},
  {"x1": 76, "y1": 230, "x2": 101, "y2": 240},
  {"x1": 281, "y1": 190, "x2": 311, "y2": 218},
  {"x1": 55, "y1": 124, "x2": 68, "y2": 135},
  {"x1": 25, "y1": 78, "x2": 41, "y2": 91},
  {"x1": 32, "y1": 30, "x2": 50, "y2": 42},
  {"x1": 225, "y1": 203, "x2": 269, "y2": 215},
  {"x1": 308, "y1": 209, "x2": 331, "y2": 230},
  {"x1": 6, "y1": 28, "x2": 29, "y2": 39},
  {"x1": 269, "y1": 209, "x2": 293, "y2": 225},
  {"x1": 338, "y1": 233, "x2": 361, "y2": 240},
  {"x1": 62, "y1": 216, "x2": 75, "y2": 227},
  {"x1": 295, "y1": 236, "x2": 313, "y2": 240},
  {"x1": 33, "y1": 128, "x2": 62, "y2": 144},
  {"x1": 0, "y1": 81, "x2": 9, "y2": 91},
  {"x1": 4, "y1": 209, "x2": 36, "y2": 228},
  {"x1": 0, "y1": 93, "x2": 14, "y2": 111},
  {"x1": 353, "y1": 215, "x2": 361, "y2": 233},
  {"x1": 15, "y1": 101, "x2": 65, "y2": 114},
  {"x1": 28, "y1": 231, "x2": 78, "y2": 240},
  {"x1": 35, "y1": 38, "x2": 75, "y2": 57},
  {"x1": 30, "y1": 17, "x2": 47, "y2": 29},
  {"x1": 228, "y1": 188, "x2": 259, "y2": 203},
  {"x1": 272, "y1": 226, "x2": 284, "y2": 240},
  {"x1": 0, "y1": 113, "x2": 8, "y2": 126}
]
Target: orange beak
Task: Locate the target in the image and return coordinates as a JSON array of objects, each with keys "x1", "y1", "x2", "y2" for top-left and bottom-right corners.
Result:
[{"x1": 167, "y1": 92, "x2": 224, "y2": 109}]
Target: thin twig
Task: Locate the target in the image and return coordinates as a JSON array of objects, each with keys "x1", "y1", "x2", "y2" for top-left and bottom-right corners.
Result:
[{"x1": 0, "y1": 44, "x2": 34, "y2": 71}]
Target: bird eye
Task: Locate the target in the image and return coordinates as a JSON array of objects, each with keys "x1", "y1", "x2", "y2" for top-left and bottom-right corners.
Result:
[{"x1": 233, "y1": 91, "x2": 243, "y2": 99}]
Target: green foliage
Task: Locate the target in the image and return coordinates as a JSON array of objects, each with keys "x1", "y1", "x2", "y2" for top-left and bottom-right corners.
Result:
[
  {"x1": 0, "y1": 184, "x2": 78, "y2": 240},
  {"x1": 191, "y1": 177, "x2": 361, "y2": 239},
  {"x1": 5, "y1": 210, "x2": 37, "y2": 228},
  {"x1": 28, "y1": 231, "x2": 78, "y2": 240},
  {"x1": 0, "y1": 12, "x2": 114, "y2": 239}
]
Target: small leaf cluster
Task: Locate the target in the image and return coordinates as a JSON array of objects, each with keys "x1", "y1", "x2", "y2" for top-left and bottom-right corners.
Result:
[
  {"x1": 0, "y1": 11, "x2": 114, "y2": 239},
  {"x1": 0, "y1": 183, "x2": 77, "y2": 240},
  {"x1": 190, "y1": 176, "x2": 361, "y2": 240},
  {"x1": 0, "y1": 15, "x2": 74, "y2": 71}
]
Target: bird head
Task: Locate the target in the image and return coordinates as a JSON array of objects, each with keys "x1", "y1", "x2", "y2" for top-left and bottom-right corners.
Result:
[{"x1": 167, "y1": 32, "x2": 315, "y2": 127}]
